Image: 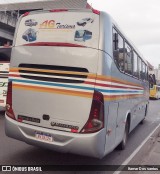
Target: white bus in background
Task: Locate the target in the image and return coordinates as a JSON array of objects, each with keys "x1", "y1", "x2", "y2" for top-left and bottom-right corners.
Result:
[{"x1": 0, "y1": 47, "x2": 11, "y2": 110}]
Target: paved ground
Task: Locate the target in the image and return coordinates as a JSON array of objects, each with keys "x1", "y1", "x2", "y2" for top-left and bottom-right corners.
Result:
[
  {"x1": 119, "y1": 121, "x2": 160, "y2": 174},
  {"x1": 0, "y1": 100, "x2": 160, "y2": 173}
]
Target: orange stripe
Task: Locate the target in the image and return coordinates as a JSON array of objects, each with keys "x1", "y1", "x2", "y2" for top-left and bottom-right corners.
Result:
[
  {"x1": 10, "y1": 67, "x2": 144, "y2": 88},
  {"x1": 96, "y1": 75, "x2": 143, "y2": 88},
  {"x1": 12, "y1": 84, "x2": 144, "y2": 101},
  {"x1": 13, "y1": 84, "x2": 93, "y2": 98},
  {"x1": 10, "y1": 67, "x2": 96, "y2": 78},
  {"x1": 10, "y1": 69, "x2": 19, "y2": 72},
  {"x1": 104, "y1": 94, "x2": 143, "y2": 101}
]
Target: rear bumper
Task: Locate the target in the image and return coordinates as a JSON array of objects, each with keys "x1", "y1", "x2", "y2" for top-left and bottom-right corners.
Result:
[{"x1": 5, "y1": 116, "x2": 106, "y2": 158}]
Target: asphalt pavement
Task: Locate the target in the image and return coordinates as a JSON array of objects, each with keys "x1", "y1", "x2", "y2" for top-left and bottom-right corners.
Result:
[{"x1": 1, "y1": 100, "x2": 160, "y2": 174}]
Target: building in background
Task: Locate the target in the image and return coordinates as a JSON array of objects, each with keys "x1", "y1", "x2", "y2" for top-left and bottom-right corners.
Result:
[
  {"x1": 0, "y1": 11, "x2": 17, "y2": 46},
  {"x1": 0, "y1": 0, "x2": 85, "y2": 46}
]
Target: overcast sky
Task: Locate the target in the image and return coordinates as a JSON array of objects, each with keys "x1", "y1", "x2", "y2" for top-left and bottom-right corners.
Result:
[
  {"x1": 0, "y1": 0, "x2": 160, "y2": 68},
  {"x1": 88, "y1": 0, "x2": 160, "y2": 68}
]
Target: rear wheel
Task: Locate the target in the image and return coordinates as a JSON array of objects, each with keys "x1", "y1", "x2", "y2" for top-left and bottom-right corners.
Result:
[{"x1": 117, "y1": 119, "x2": 129, "y2": 150}]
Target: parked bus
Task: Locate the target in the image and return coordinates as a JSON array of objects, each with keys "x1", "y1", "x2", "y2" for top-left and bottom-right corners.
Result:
[
  {"x1": 0, "y1": 47, "x2": 11, "y2": 110},
  {"x1": 5, "y1": 7, "x2": 149, "y2": 158},
  {"x1": 149, "y1": 74, "x2": 159, "y2": 99},
  {"x1": 150, "y1": 84, "x2": 160, "y2": 99}
]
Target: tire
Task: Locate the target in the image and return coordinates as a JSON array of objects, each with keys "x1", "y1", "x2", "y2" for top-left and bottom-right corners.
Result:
[
  {"x1": 140, "y1": 118, "x2": 144, "y2": 124},
  {"x1": 117, "y1": 120, "x2": 129, "y2": 150}
]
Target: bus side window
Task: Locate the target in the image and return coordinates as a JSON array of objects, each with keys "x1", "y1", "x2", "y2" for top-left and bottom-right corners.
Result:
[
  {"x1": 113, "y1": 28, "x2": 125, "y2": 71},
  {"x1": 113, "y1": 28, "x2": 118, "y2": 50},
  {"x1": 142, "y1": 61, "x2": 146, "y2": 81},
  {"x1": 124, "y1": 42, "x2": 132, "y2": 75},
  {"x1": 133, "y1": 51, "x2": 138, "y2": 78},
  {"x1": 145, "y1": 65, "x2": 148, "y2": 81}
]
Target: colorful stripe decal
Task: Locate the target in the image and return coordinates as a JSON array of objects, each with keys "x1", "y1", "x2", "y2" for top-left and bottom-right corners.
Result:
[
  {"x1": 9, "y1": 67, "x2": 145, "y2": 101},
  {"x1": 10, "y1": 67, "x2": 96, "y2": 78},
  {"x1": 0, "y1": 72, "x2": 9, "y2": 78},
  {"x1": 12, "y1": 83, "x2": 92, "y2": 98},
  {"x1": 11, "y1": 78, "x2": 94, "y2": 91}
]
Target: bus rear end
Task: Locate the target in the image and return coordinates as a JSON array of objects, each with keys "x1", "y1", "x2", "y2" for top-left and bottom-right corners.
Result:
[
  {"x1": 150, "y1": 85, "x2": 160, "y2": 99},
  {"x1": 0, "y1": 47, "x2": 11, "y2": 110},
  {"x1": 5, "y1": 9, "x2": 106, "y2": 158}
]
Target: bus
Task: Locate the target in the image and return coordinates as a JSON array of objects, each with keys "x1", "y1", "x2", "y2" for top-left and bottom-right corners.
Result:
[
  {"x1": 149, "y1": 74, "x2": 160, "y2": 99},
  {"x1": 5, "y1": 6, "x2": 149, "y2": 158},
  {"x1": 0, "y1": 47, "x2": 11, "y2": 110},
  {"x1": 74, "y1": 30, "x2": 92, "y2": 42},
  {"x1": 150, "y1": 84, "x2": 160, "y2": 99}
]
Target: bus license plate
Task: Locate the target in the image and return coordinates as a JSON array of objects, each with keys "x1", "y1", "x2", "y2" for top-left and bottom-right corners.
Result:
[{"x1": 35, "y1": 132, "x2": 53, "y2": 142}]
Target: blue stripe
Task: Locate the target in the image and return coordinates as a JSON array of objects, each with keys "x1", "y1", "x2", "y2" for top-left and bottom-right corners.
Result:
[
  {"x1": 96, "y1": 88, "x2": 143, "y2": 94},
  {"x1": 10, "y1": 78, "x2": 94, "y2": 91},
  {"x1": 10, "y1": 78, "x2": 144, "y2": 94}
]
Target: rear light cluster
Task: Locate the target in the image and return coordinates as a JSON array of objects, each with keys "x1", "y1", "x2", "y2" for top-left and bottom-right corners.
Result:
[
  {"x1": 86, "y1": 3, "x2": 100, "y2": 15},
  {"x1": 92, "y1": 9, "x2": 100, "y2": 15},
  {"x1": 80, "y1": 90, "x2": 104, "y2": 133},
  {"x1": 22, "y1": 12, "x2": 30, "y2": 17},
  {"x1": 6, "y1": 81, "x2": 16, "y2": 120},
  {"x1": 50, "y1": 9, "x2": 68, "y2": 12},
  {"x1": 22, "y1": 9, "x2": 68, "y2": 18},
  {"x1": 22, "y1": 6, "x2": 99, "y2": 18}
]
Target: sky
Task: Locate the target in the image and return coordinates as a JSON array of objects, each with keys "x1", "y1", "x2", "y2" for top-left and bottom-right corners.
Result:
[
  {"x1": 88, "y1": 0, "x2": 160, "y2": 68},
  {"x1": 0, "y1": 0, "x2": 160, "y2": 68}
]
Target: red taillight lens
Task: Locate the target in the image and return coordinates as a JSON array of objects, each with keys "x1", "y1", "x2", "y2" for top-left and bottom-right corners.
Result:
[
  {"x1": 92, "y1": 9, "x2": 100, "y2": 15},
  {"x1": 80, "y1": 90, "x2": 104, "y2": 133},
  {"x1": 50, "y1": 9, "x2": 68, "y2": 12},
  {"x1": 6, "y1": 81, "x2": 16, "y2": 120},
  {"x1": 86, "y1": 3, "x2": 100, "y2": 15},
  {"x1": 22, "y1": 12, "x2": 30, "y2": 17}
]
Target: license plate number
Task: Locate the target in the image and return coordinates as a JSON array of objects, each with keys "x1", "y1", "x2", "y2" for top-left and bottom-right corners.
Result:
[{"x1": 35, "y1": 132, "x2": 53, "y2": 142}]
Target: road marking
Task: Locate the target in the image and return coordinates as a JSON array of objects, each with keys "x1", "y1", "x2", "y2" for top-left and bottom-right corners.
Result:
[{"x1": 113, "y1": 123, "x2": 160, "y2": 174}]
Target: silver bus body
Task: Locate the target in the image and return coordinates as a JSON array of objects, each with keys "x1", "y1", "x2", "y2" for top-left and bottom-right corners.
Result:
[{"x1": 5, "y1": 9, "x2": 149, "y2": 158}]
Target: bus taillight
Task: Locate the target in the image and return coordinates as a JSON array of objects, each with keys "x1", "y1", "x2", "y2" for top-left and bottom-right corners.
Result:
[
  {"x1": 80, "y1": 90, "x2": 104, "y2": 133},
  {"x1": 6, "y1": 81, "x2": 16, "y2": 120},
  {"x1": 22, "y1": 12, "x2": 30, "y2": 17}
]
